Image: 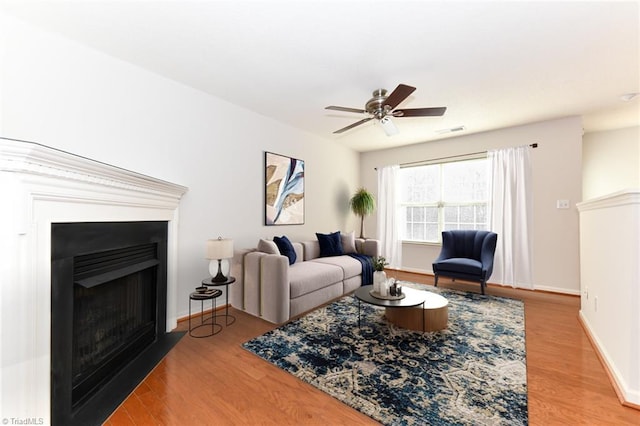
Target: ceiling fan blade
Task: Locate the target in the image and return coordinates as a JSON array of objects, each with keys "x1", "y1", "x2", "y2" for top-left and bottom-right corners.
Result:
[
  {"x1": 383, "y1": 84, "x2": 416, "y2": 110},
  {"x1": 333, "y1": 117, "x2": 373, "y2": 134},
  {"x1": 393, "y1": 107, "x2": 447, "y2": 117},
  {"x1": 325, "y1": 106, "x2": 367, "y2": 114}
]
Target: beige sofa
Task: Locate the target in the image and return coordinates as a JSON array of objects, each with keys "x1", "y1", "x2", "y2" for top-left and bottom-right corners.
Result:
[{"x1": 230, "y1": 236, "x2": 380, "y2": 324}]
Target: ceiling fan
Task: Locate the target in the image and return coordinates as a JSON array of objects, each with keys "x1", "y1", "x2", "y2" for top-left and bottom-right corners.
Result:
[{"x1": 325, "y1": 84, "x2": 446, "y2": 136}]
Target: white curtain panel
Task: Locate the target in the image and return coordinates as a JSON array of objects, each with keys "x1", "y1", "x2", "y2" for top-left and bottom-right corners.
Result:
[
  {"x1": 377, "y1": 165, "x2": 402, "y2": 269},
  {"x1": 488, "y1": 146, "x2": 534, "y2": 288}
]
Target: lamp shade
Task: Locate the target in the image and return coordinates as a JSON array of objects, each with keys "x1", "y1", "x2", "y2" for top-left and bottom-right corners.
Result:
[{"x1": 206, "y1": 237, "x2": 234, "y2": 260}]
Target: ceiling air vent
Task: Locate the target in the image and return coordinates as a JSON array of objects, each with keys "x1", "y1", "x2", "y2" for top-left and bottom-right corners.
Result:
[{"x1": 436, "y1": 126, "x2": 466, "y2": 134}]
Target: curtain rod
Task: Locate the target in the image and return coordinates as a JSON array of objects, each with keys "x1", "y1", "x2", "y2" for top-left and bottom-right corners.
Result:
[{"x1": 375, "y1": 143, "x2": 538, "y2": 170}]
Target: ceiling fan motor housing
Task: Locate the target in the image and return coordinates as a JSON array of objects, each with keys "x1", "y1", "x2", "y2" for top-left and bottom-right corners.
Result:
[{"x1": 366, "y1": 89, "x2": 392, "y2": 119}]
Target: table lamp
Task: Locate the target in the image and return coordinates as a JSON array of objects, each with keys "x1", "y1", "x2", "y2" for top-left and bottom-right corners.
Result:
[{"x1": 206, "y1": 237, "x2": 234, "y2": 282}]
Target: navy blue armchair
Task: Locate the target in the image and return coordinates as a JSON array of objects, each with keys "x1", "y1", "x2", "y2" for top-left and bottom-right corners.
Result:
[{"x1": 432, "y1": 230, "x2": 498, "y2": 295}]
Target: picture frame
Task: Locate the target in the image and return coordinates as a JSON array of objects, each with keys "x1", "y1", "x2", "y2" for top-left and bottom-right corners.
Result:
[{"x1": 265, "y1": 152, "x2": 305, "y2": 226}]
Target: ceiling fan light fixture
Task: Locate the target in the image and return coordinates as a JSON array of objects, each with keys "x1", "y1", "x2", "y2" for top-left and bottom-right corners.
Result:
[{"x1": 379, "y1": 116, "x2": 399, "y2": 136}]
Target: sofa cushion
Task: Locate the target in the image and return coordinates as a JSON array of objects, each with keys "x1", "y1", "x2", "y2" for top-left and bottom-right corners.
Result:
[
  {"x1": 273, "y1": 235, "x2": 296, "y2": 265},
  {"x1": 291, "y1": 242, "x2": 304, "y2": 264},
  {"x1": 301, "y1": 240, "x2": 320, "y2": 261},
  {"x1": 257, "y1": 238, "x2": 279, "y2": 254},
  {"x1": 290, "y1": 282, "x2": 343, "y2": 319},
  {"x1": 310, "y1": 255, "x2": 362, "y2": 279},
  {"x1": 289, "y1": 261, "x2": 343, "y2": 298},
  {"x1": 316, "y1": 231, "x2": 344, "y2": 257},
  {"x1": 341, "y1": 231, "x2": 357, "y2": 254}
]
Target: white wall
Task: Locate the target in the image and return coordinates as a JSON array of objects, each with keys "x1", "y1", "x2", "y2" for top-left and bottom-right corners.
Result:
[
  {"x1": 360, "y1": 117, "x2": 583, "y2": 294},
  {"x1": 577, "y1": 191, "x2": 640, "y2": 406},
  {"x1": 0, "y1": 12, "x2": 361, "y2": 319},
  {"x1": 582, "y1": 126, "x2": 640, "y2": 200},
  {"x1": 580, "y1": 127, "x2": 640, "y2": 406}
]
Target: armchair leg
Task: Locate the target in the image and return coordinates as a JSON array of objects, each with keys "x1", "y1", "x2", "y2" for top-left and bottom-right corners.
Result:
[
  {"x1": 480, "y1": 280, "x2": 486, "y2": 295},
  {"x1": 434, "y1": 274, "x2": 439, "y2": 287}
]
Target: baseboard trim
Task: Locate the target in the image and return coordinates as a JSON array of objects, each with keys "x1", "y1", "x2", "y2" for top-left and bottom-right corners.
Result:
[
  {"x1": 390, "y1": 266, "x2": 431, "y2": 275},
  {"x1": 579, "y1": 311, "x2": 640, "y2": 411},
  {"x1": 177, "y1": 304, "x2": 229, "y2": 324},
  {"x1": 390, "y1": 268, "x2": 580, "y2": 296},
  {"x1": 532, "y1": 285, "x2": 580, "y2": 296}
]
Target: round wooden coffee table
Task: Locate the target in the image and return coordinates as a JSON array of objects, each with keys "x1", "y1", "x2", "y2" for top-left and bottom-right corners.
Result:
[
  {"x1": 354, "y1": 285, "x2": 427, "y2": 330},
  {"x1": 385, "y1": 290, "x2": 448, "y2": 332}
]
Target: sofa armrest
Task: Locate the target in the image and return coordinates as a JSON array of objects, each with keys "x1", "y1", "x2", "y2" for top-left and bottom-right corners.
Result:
[
  {"x1": 357, "y1": 238, "x2": 380, "y2": 258},
  {"x1": 237, "y1": 251, "x2": 266, "y2": 317},
  {"x1": 260, "y1": 254, "x2": 290, "y2": 323},
  {"x1": 230, "y1": 248, "x2": 255, "y2": 310}
]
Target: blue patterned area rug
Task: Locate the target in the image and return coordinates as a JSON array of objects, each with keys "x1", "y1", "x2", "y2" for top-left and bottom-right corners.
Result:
[{"x1": 243, "y1": 282, "x2": 528, "y2": 425}]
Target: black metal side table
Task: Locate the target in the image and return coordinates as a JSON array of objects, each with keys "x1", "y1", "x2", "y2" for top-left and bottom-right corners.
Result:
[
  {"x1": 188, "y1": 289, "x2": 223, "y2": 338},
  {"x1": 202, "y1": 276, "x2": 236, "y2": 326}
]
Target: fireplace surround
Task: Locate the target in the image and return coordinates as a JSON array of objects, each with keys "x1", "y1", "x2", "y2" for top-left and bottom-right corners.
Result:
[
  {"x1": 0, "y1": 139, "x2": 188, "y2": 424},
  {"x1": 51, "y1": 221, "x2": 179, "y2": 425}
]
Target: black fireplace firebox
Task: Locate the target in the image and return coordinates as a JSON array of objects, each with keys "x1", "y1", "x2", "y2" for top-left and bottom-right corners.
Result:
[{"x1": 51, "y1": 221, "x2": 184, "y2": 426}]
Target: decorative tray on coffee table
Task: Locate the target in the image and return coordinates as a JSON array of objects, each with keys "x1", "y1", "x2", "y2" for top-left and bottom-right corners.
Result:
[{"x1": 369, "y1": 290, "x2": 405, "y2": 301}]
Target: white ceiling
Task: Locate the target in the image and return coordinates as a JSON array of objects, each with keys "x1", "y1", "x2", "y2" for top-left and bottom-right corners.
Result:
[{"x1": 2, "y1": 0, "x2": 639, "y2": 152}]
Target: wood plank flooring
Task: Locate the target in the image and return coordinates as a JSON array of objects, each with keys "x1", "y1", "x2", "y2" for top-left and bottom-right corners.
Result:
[{"x1": 105, "y1": 272, "x2": 640, "y2": 425}]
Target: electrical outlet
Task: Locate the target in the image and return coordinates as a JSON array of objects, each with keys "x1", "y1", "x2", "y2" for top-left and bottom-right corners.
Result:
[
  {"x1": 585, "y1": 287, "x2": 589, "y2": 300},
  {"x1": 594, "y1": 296, "x2": 598, "y2": 312},
  {"x1": 556, "y1": 199, "x2": 570, "y2": 209}
]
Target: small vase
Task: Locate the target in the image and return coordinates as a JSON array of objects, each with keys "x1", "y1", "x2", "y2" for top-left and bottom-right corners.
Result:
[{"x1": 373, "y1": 270, "x2": 387, "y2": 293}]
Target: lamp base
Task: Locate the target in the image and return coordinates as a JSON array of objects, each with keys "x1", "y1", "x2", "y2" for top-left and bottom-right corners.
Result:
[
  {"x1": 210, "y1": 259, "x2": 228, "y2": 283},
  {"x1": 211, "y1": 271, "x2": 228, "y2": 283}
]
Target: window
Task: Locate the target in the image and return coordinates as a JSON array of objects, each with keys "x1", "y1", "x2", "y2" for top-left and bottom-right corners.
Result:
[{"x1": 400, "y1": 158, "x2": 489, "y2": 243}]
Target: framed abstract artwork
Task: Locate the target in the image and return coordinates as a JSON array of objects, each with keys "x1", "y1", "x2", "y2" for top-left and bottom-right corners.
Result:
[{"x1": 265, "y1": 152, "x2": 305, "y2": 225}]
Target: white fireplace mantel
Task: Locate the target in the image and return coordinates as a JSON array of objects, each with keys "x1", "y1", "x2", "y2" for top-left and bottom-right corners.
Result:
[{"x1": 0, "y1": 138, "x2": 188, "y2": 422}]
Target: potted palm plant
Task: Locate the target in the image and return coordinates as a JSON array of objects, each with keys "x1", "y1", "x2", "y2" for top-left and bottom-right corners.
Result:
[{"x1": 349, "y1": 187, "x2": 375, "y2": 239}]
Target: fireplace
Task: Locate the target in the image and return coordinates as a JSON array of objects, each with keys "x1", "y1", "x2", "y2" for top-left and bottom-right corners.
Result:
[
  {"x1": 0, "y1": 139, "x2": 188, "y2": 425},
  {"x1": 51, "y1": 221, "x2": 178, "y2": 425}
]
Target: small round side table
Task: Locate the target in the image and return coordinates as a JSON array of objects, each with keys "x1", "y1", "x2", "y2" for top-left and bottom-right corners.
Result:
[
  {"x1": 202, "y1": 276, "x2": 236, "y2": 325},
  {"x1": 202, "y1": 276, "x2": 236, "y2": 326},
  {"x1": 188, "y1": 289, "x2": 223, "y2": 338}
]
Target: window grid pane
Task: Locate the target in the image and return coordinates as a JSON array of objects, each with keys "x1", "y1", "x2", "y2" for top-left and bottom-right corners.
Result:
[
  {"x1": 443, "y1": 204, "x2": 488, "y2": 231},
  {"x1": 399, "y1": 158, "x2": 489, "y2": 242},
  {"x1": 403, "y1": 206, "x2": 439, "y2": 241}
]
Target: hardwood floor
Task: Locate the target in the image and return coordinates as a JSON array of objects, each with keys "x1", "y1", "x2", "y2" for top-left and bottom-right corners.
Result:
[{"x1": 105, "y1": 272, "x2": 640, "y2": 425}]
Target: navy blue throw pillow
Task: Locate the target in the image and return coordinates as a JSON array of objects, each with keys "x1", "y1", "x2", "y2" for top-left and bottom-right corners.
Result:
[
  {"x1": 273, "y1": 235, "x2": 297, "y2": 265},
  {"x1": 316, "y1": 231, "x2": 344, "y2": 257}
]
